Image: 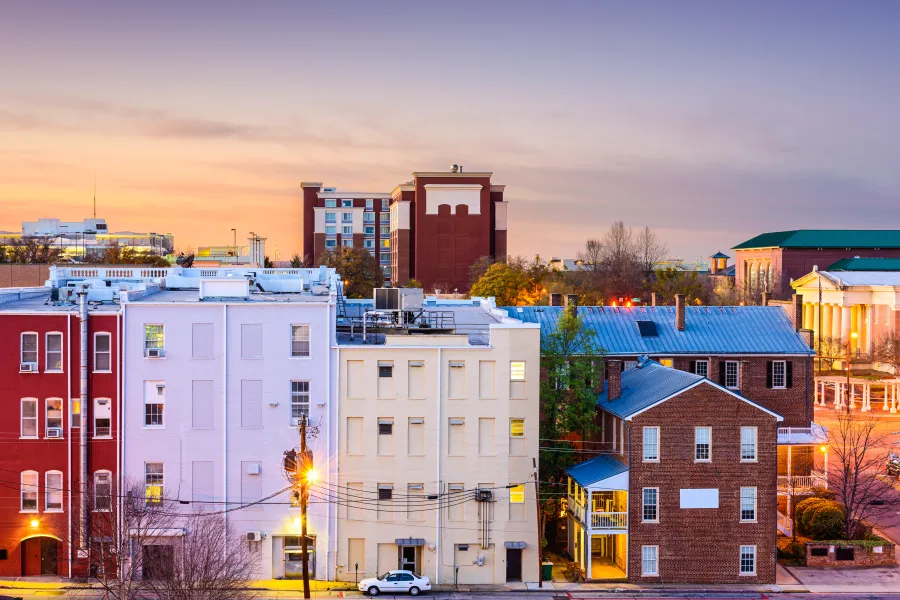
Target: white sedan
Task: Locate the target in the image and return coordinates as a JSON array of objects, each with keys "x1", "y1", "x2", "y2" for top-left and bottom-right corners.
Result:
[{"x1": 359, "y1": 569, "x2": 431, "y2": 596}]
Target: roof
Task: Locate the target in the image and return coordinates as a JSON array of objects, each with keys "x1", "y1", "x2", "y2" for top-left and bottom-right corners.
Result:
[
  {"x1": 734, "y1": 230, "x2": 900, "y2": 250},
  {"x1": 566, "y1": 454, "x2": 629, "y2": 488},
  {"x1": 818, "y1": 271, "x2": 900, "y2": 287},
  {"x1": 599, "y1": 361, "x2": 703, "y2": 420},
  {"x1": 827, "y1": 257, "x2": 900, "y2": 271},
  {"x1": 505, "y1": 305, "x2": 814, "y2": 356},
  {"x1": 710, "y1": 251, "x2": 730, "y2": 259}
]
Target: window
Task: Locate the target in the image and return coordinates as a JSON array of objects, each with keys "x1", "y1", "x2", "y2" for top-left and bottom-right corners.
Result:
[
  {"x1": 71, "y1": 399, "x2": 81, "y2": 429},
  {"x1": 94, "y1": 398, "x2": 112, "y2": 437},
  {"x1": 641, "y1": 546, "x2": 659, "y2": 576},
  {"x1": 693, "y1": 360, "x2": 708, "y2": 378},
  {"x1": 21, "y1": 398, "x2": 37, "y2": 438},
  {"x1": 342, "y1": 239, "x2": 353, "y2": 248},
  {"x1": 46, "y1": 333, "x2": 63, "y2": 372},
  {"x1": 624, "y1": 360, "x2": 637, "y2": 370},
  {"x1": 366, "y1": 199, "x2": 373, "y2": 210},
  {"x1": 448, "y1": 418, "x2": 465, "y2": 455},
  {"x1": 325, "y1": 239, "x2": 336, "y2": 249},
  {"x1": 643, "y1": 427, "x2": 659, "y2": 462},
  {"x1": 380, "y1": 224, "x2": 390, "y2": 236},
  {"x1": 658, "y1": 358, "x2": 674, "y2": 368},
  {"x1": 291, "y1": 325, "x2": 310, "y2": 357},
  {"x1": 325, "y1": 212, "x2": 336, "y2": 223},
  {"x1": 364, "y1": 225, "x2": 375, "y2": 236},
  {"x1": 291, "y1": 381, "x2": 310, "y2": 422},
  {"x1": 21, "y1": 471, "x2": 38, "y2": 512},
  {"x1": 145, "y1": 463, "x2": 164, "y2": 505},
  {"x1": 771, "y1": 360, "x2": 786, "y2": 388},
  {"x1": 382, "y1": 199, "x2": 390, "y2": 210},
  {"x1": 510, "y1": 419, "x2": 525, "y2": 438},
  {"x1": 94, "y1": 333, "x2": 111, "y2": 372},
  {"x1": 380, "y1": 212, "x2": 389, "y2": 223},
  {"x1": 380, "y1": 252, "x2": 390, "y2": 265},
  {"x1": 144, "y1": 325, "x2": 164, "y2": 357},
  {"x1": 342, "y1": 225, "x2": 353, "y2": 235},
  {"x1": 21, "y1": 332, "x2": 37, "y2": 367},
  {"x1": 407, "y1": 483, "x2": 424, "y2": 520},
  {"x1": 325, "y1": 199, "x2": 336, "y2": 208},
  {"x1": 378, "y1": 419, "x2": 393, "y2": 436},
  {"x1": 342, "y1": 199, "x2": 352, "y2": 208},
  {"x1": 741, "y1": 426, "x2": 758, "y2": 462},
  {"x1": 740, "y1": 487, "x2": 757, "y2": 522},
  {"x1": 408, "y1": 418, "x2": 425, "y2": 455},
  {"x1": 377, "y1": 484, "x2": 393, "y2": 520},
  {"x1": 364, "y1": 212, "x2": 375, "y2": 223},
  {"x1": 145, "y1": 383, "x2": 165, "y2": 427},
  {"x1": 739, "y1": 545, "x2": 756, "y2": 575},
  {"x1": 448, "y1": 484, "x2": 465, "y2": 521},
  {"x1": 45, "y1": 471, "x2": 62, "y2": 512},
  {"x1": 725, "y1": 360, "x2": 739, "y2": 389},
  {"x1": 94, "y1": 471, "x2": 112, "y2": 511},
  {"x1": 378, "y1": 363, "x2": 393, "y2": 378},
  {"x1": 46, "y1": 398, "x2": 63, "y2": 435},
  {"x1": 380, "y1": 239, "x2": 390, "y2": 249},
  {"x1": 642, "y1": 488, "x2": 658, "y2": 522},
  {"x1": 695, "y1": 426, "x2": 711, "y2": 461},
  {"x1": 510, "y1": 361, "x2": 526, "y2": 382},
  {"x1": 509, "y1": 484, "x2": 525, "y2": 504},
  {"x1": 364, "y1": 239, "x2": 375, "y2": 249},
  {"x1": 342, "y1": 212, "x2": 352, "y2": 223},
  {"x1": 326, "y1": 225, "x2": 336, "y2": 235}
]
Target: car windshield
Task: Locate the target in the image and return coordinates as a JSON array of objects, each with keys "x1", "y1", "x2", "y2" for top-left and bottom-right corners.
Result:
[{"x1": 377, "y1": 572, "x2": 391, "y2": 581}]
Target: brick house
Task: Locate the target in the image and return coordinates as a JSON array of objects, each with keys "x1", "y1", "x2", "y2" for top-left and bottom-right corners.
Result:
[{"x1": 566, "y1": 359, "x2": 781, "y2": 583}]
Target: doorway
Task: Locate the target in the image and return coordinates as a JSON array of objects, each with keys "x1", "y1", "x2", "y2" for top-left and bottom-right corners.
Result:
[
  {"x1": 284, "y1": 535, "x2": 316, "y2": 579},
  {"x1": 399, "y1": 545, "x2": 418, "y2": 573},
  {"x1": 142, "y1": 545, "x2": 174, "y2": 580},
  {"x1": 22, "y1": 537, "x2": 57, "y2": 576},
  {"x1": 506, "y1": 548, "x2": 522, "y2": 582}
]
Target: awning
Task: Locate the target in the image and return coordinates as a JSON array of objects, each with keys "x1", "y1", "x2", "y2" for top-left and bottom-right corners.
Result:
[
  {"x1": 129, "y1": 527, "x2": 185, "y2": 537},
  {"x1": 504, "y1": 541, "x2": 527, "y2": 549},
  {"x1": 396, "y1": 538, "x2": 425, "y2": 546}
]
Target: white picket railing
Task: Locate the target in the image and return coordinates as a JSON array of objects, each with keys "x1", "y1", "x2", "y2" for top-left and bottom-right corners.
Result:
[
  {"x1": 591, "y1": 512, "x2": 627, "y2": 530},
  {"x1": 777, "y1": 424, "x2": 828, "y2": 444},
  {"x1": 777, "y1": 511, "x2": 792, "y2": 536},
  {"x1": 568, "y1": 494, "x2": 585, "y2": 524},
  {"x1": 778, "y1": 472, "x2": 827, "y2": 492}
]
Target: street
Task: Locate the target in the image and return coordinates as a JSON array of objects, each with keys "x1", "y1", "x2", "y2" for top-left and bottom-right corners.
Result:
[{"x1": 10, "y1": 593, "x2": 900, "y2": 600}]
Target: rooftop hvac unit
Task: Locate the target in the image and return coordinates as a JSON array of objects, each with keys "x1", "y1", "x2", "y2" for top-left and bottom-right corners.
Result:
[{"x1": 374, "y1": 287, "x2": 400, "y2": 310}]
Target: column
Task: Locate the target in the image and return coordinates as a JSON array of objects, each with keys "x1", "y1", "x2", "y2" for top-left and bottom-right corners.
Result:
[
  {"x1": 841, "y1": 306, "x2": 851, "y2": 343},
  {"x1": 865, "y1": 305, "x2": 873, "y2": 356},
  {"x1": 832, "y1": 305, "x2": 842, "y2": 341},
  {"x1": 891, "y1": 383, "x2": 897, "y2": 414},
  {"x1": 804, "y1": 303, "x2": 814, "y2": 330},
  {"x1": 884, "y1": 384, "x2": 890, "y2": 411},
  {"x1": 822, "y1": 304, "x2": 833, "y2": 341},
  {"x1": 813, "y1": 303, "x2": 820, "y2": 339},
  {"x1": 849, "y1": 383, "x2": 855, "y2": 409},
  {"x1": 856, "y1": 305, "x2": 864, "y2": 354}
]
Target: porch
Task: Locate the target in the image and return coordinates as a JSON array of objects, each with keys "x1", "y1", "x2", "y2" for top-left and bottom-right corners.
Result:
[{"x1": 815, "y1": 376, "x2": 900, "y2": 412}]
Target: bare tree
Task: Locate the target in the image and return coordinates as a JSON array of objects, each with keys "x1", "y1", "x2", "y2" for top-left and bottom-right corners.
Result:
[
  {"x1": 575, "y1": 239, "x2": 603, "y2": 272},
  {"x1": 829, "y1": 411, "x2": 900, "y2": 539},
  {"x1": 5, "y1": 236, "x2": 63, "y2": 264},
  {"x1": 468, "y1": 255, "x2": 495, "y2": 286},
  {"x1": 872, "y1": 330, "x2": 900, "y2": 374},
  {"x1": 635, "y1": 226, "x2": 668, "y2": 277},
  {"x1": 816, "y1": 336, "x2": 847, "y2": 371}
]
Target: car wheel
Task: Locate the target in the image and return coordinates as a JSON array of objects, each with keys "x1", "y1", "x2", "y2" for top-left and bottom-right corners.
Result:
[
  {"x1": 410, "y1": 585, "x2": 421, "y2": 596},
  {"x1": 368, "y1": 586, "x2": 380, "y2": 596}
]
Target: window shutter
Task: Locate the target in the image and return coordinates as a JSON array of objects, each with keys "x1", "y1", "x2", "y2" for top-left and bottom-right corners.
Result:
[
  {"x1": 718, "y1": 362, "x2": 726, "y2": 386},
  {"x1": 786, "y1": 361, "x2": 793, "y2": 388},
  {"x1": 766, "y1": 361, "x2": 773, "y2": 389},
  {"x1": 689, "y1": 360, "x2": 696, "y2": 374}
]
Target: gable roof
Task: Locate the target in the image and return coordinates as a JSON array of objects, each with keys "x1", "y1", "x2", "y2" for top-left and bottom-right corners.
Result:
[
  {"x1": 566, "y1": 454, "x2": 629, "y2": 488},
  {"x1": 733, "y1": 230, "x2": 900, "y2": 250},
  {"x1": 505, "y1": 305, "x2": 814, "y2": 356},
  {"x1": 597, "y1": 360, "x2": 784, "y2": 421},
  {"x1": 827, "y1": 257, "x2": 900, "y2": 272},
  {"x1": 710, "y1": 251, "x2": 731, "y2": 259}
]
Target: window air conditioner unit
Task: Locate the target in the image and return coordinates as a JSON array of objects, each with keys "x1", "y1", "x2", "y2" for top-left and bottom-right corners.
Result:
[
  {"x1": 246, "y1": 531, "x2": 264, "y2": 542},
  {"x1": 147, "y1": 348, "x2": 164, "y2": 358},
  {"x1": 46, "y1": 428, "x2": 63, "y2": 439},
  {"x1": 20, "y1": 362, "x2": 37, "y2": 373}
]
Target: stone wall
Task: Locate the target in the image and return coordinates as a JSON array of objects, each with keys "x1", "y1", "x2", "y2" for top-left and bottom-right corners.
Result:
[{"x1": 806, "y1": 542, "x2": 896, "y2": 567}]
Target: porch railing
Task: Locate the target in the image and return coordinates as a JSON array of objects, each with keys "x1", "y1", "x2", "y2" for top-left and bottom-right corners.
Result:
[
  {"x1": 568, "y1": 494, "x2": 585, "y2": 524},
  {"x1": 591, "y1": 512, "x2": 627, "y2": 530},
  {"x1": 777, "y1": 511, "x2": 792, "y2": 537},
  {"x1": 777, "y1": 423, "x2": 828, "y2": 444},
  {"x1": 778, "y1": 472, "x2": 827, "y2": 492}
]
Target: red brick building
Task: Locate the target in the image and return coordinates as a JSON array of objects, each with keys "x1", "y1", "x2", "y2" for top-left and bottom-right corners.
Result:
[
  {"x1": 732, "y1": 230, "x2": 900, "y2": 299},
  {"x1": 0, "y1": 289, "x2": 121, "y2": 577},
  {"x1": 300, "y1": 166, "x2": 508, "y2": 291}
]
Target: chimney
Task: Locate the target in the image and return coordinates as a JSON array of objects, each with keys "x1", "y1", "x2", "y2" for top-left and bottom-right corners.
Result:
[
  {"x1": 607, "y1": 360, "x2": 623, "y2": 401},
  {"x1": 761, "y1": 292, "x2": 770, "y2": 306},
  {"x1": 565, "y1": 294, "x2": 578, "y2": 316},
  {"x1": 550, "y1": 293, "x2": 563, "y2": 307},
  {"x1": 675, "y1": 294, "x2": 686, "y2": 331},
  {"x1": 651, "y1": 292, "x2": 657, "y2": 307},
  {"x1": 792, "y1": 294, "x2": 803, "y2": 331}
]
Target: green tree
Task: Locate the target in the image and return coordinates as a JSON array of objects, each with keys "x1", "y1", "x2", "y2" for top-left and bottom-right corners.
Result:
[
  {"x1": 318, "y1": 247, "x2": 382, "y2": 299},
  {"x1": 403, "y1": 278, "x2": 423, "y2": 288},
  {"x1": 263, "y1": 255, "x2": 274, "y2": 268},
  {"x1": 469, "y1": 256, "x2": 547, "y2": 305},
  {"x1": 538, "y1": 309, "x2": 605, "y2": 549},
  {"x1": 289, "y1": 253, "x2": 302, "y2": 268},
  {"x1": 651, "y1": 267, "x2": 706, "y2": 305}
]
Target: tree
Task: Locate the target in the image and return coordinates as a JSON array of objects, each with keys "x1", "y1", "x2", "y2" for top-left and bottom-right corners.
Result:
[
  {"x1": 403, "y1": 278, "x2": 423, "y2": 288},
  {"x1": 468, "y1": 256, "x2": 495, "y2": 286},
  {"x1": 635, "y1": 226, "x2": 668, "y2": 278},
  {"x1": 816, "y1": 336, "x2": 847, "y2": 371},
  {"x1": 263, "y1": 255, "x2": 274, "y2": 268},
  {"x1": 829, "y1": 411, "x2": 900, "y2": 539},
  {"x1": 469, "y1": 257, "x2": 546, "y2": 305},
  {"x1": 2, "y1": 237, "x2": 63, "y2": 264},
  {"x1": 85, "y1": 242, "x2": 169, "y2": 267},
  {"x1": 289, "y1": 253, "x2": 313, "y2": 268},
  {"x1": 651, "y1": 268, "x2": 705, "y2": 305},
  {"x1": 318, "y1": 247, "x2": 382, "y2": 299},
  {"x1": 576, "y1": 239, "x2": 603, "y2": 273},
  {"x1": 538, "y1": 309, "x2": 605, "y2": 548},
  {"x1": 872, "y1": 331, "x2": 900, "y2": 374}
]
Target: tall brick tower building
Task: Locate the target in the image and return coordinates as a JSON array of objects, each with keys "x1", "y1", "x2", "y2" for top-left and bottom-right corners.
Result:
[{"x1": 300, "y1": 166, "x2": 508, "y2": 292}]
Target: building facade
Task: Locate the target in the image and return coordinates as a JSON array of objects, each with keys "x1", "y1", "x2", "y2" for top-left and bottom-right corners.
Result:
[
  {"x1": 300, "y1": 167, "x2": 508, "y2": 291},
  {"x1": 334, "y1": 298, "x2": 540, "y2": 585},
  {"x1": 1, "y1": 218, "x2": 174, "y2": 260}
]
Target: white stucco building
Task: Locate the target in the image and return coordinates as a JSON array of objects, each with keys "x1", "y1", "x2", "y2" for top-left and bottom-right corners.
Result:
[{"x1": 121, "y1": 267, "x2": 339, "y2": 580}]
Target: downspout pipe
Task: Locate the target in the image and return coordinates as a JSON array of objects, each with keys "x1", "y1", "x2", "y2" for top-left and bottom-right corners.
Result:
[
  {"x1": 78, "y1": 291, "x2": 89, "y2": 553},
  {"x1": 435, "y1": 347, "x2": 442, "y2": 585}
]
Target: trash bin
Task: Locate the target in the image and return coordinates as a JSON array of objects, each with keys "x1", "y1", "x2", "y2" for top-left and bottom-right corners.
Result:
[{"x1": 541, "y1": 561, "x2": 553, "y2": 581}]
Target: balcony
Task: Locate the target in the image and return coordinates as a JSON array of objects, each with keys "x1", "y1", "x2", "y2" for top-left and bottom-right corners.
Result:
[
  {"x1": 778, "y1": 472, "x2": 827, "y2": 494},
  {"x1": 591, "y1": 512, "x2": 627, "y2": 530},
  {"x1": 778, "y1": 424, "x2": 828, "y2": 445}
]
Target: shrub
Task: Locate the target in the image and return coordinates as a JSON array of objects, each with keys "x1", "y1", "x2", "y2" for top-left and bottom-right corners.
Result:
[
  {"x1": 777, "y1": 538, "x2": 806, "y2": 561},
  {"x1": 808, "y1": 504, "x2": 845, "y2": 540},
  {"x1": 795, "y1": 497, "x2": 830, "y2": 534}
]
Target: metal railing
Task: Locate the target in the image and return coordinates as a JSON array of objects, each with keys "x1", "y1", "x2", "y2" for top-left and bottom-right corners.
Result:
[{"x1": 591, "y1": 512, "x2": 627, "y2": 530}]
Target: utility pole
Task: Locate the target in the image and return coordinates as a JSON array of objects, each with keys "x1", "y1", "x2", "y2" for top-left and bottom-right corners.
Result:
[
  {"x1": 300, "y1": 415, "x2": 311, "y2": 600},
  {"x1": 532, "y1": 457, "x2": 542, "y2": 588}
]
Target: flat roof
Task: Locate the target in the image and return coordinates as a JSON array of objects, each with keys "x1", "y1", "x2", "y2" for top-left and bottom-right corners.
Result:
[
  {"x1": 129, "y1": 288, "x2": 333, "y2": 304},
  {"x1": 0, "y1": 290, "x2": 122, "y2": 313}
]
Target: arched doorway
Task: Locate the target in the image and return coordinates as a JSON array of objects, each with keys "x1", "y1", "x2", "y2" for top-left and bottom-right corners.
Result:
[{"x1": 20, "y1": 535, "x2": 60, "y2": 576}]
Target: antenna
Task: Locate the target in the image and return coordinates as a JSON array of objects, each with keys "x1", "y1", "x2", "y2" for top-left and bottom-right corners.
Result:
[{"x1": 93, "y1": 174, "x2": 97, "y2": 219}]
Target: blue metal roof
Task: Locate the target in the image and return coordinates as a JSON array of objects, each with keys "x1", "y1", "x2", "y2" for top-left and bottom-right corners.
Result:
[
  {"x1": 598, "y1": 361, "x2": 704, "y2": 420},
  {"x1": 504, "y1": 305, "x2": 814, "y2": 356},
  {"x1": 566, "y1": 454, "x2": 629, "y2": 488}
]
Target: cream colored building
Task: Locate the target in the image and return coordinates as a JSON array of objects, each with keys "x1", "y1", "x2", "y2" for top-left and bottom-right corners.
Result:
[{"x1": 334, "y1": 298, "x2": 540, "y2": 585}]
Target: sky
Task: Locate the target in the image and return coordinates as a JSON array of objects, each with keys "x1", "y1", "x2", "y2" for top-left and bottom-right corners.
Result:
[{"x1": 2, "y1": 0, "x2": 900, "y2": 263}]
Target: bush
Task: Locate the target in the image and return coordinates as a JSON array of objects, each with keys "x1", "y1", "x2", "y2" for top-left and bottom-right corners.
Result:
[
  {"x1": 795, "y1": 497, "x2": 830, "y2": 534},
  {"x1": 808, "y1": 504, "x2": 845, "y2": 540},
  {"x1": 777, "y1": 537, "x2": 806, "y2": 561}
]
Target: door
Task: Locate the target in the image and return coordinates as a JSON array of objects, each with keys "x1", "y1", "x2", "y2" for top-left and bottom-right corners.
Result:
[
  {"x1": 142, "y1": 545, "x2": 174, "y2": 580},
  {"x1": 399, "y1": 546, "x2": 417, "y2": 573},
  {"x1": 23, "y1": 538, "x2": 42, "y2": 576},
  {"x1": 40, "y1": 539, "x2": 58, "y2": 575},
  {"x1": 506, "y1": 548, "x2": 522, "y2": 582}
]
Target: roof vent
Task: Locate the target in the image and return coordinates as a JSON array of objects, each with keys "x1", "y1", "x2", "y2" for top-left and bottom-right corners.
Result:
[{"x1": 636, "y1": 320, "x2": 658, "y2": 337}]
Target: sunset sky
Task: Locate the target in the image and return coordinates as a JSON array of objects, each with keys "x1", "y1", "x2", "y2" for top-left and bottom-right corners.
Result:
[{"x1": 2, "y1": 1, "x2": 900, "y2": 263}]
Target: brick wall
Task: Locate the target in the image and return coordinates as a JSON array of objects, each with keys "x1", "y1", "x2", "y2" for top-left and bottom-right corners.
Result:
[
  {"x1": 806, "y1": 543, "x2": 896, "y2": 567},
  {"x1": 0, "y1": 264, "x2": 50, "y2": 288},
  {"x1": 628, "y1": 383, "x2": 779, "y2": 584}
]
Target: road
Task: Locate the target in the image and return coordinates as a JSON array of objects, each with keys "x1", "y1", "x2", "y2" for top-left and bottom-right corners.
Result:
[{"x1": 10, "y1": 593, "x2": 900, "y2": 600}]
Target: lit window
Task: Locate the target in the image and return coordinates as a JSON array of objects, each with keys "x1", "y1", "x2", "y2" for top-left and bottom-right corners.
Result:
[
  {"x1": 771, "y1": 360, "x2": 786, "y2": 388},
  {"x1": 325, "y1": 212, "x2": 336, "y2": 223},
  {"x1": 739, "y1": 545, "x2": 756, "y2": 575},
  {"x1": 658, "y1": 358, "x2": 673, "y2": 368},
  {"x1": 291, "y1": 325, "x2": 310, "y2": 357},
  {"x1": 71, "y1": 399, "x2": 81, "y2": 429},
  {"x1": 643, "y1": 426, "x2": 659, "y2": 462},
  {"x1": 510, "y1": 418, "x2": 525, "y2": 438},
  {"x1": 94, "y1": 333, "x2": 111, "y2": 372},
  {"x1": 21, "y1": 332, "x2": 37, "y2": 366},
  {"x1": 740, "y1": 487, "x2": 756, "y2": 522},
  {"x1": 641, "y1": 546, "x2": 658, "y2": 576},
  {"x1": 94, "y1": 471, "x2": 112, "y2": 511},
  {"x1": 21, "y1": 398, "x2": 37, "y2": 438},
  {"x1": 144, "y1": 325, "x2": 164, "y2": 357},
  {"x1": 45, "y1": 471, "x2": 63, "y2": 511},
  {"x1": 741, "y1": 427, "x2": 758, "y2": 462},
  {"x1": 21, "y1": 471, "x2": 38, "y2": 512},
  {"x1": 642, "y1": 488, "x2": 658, "y2": 522},
  {"x1": 145, "y1": 462, "x2": 164, "y2": 505},
  {"x1": 46, "y1": 333, "x2": 63, "y2": 372},
  {"x1": 46, "y1": 398, "x2": 63, "y2": 435},
  {"x1": 380, "y1": 239, "x2": 390, "y2": 248},
  {"x1": 695, "y1": 426, "x2": 711, "y2": 461},
  {"x1": 509, "y1": 484, "x2": 525, "y2": 504},
  {"x1": 510, "y1": 361, "x2": 526, "y2": 382},
  {"x1": 694, "y1": 360, "x2": 708, "y2": 378},
  {"x1": 291, "y1": 381, "x2": 310, "y2": 422},
  {"x1": 725, "y1": 361, "x2": 739, "y2": 389}
]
